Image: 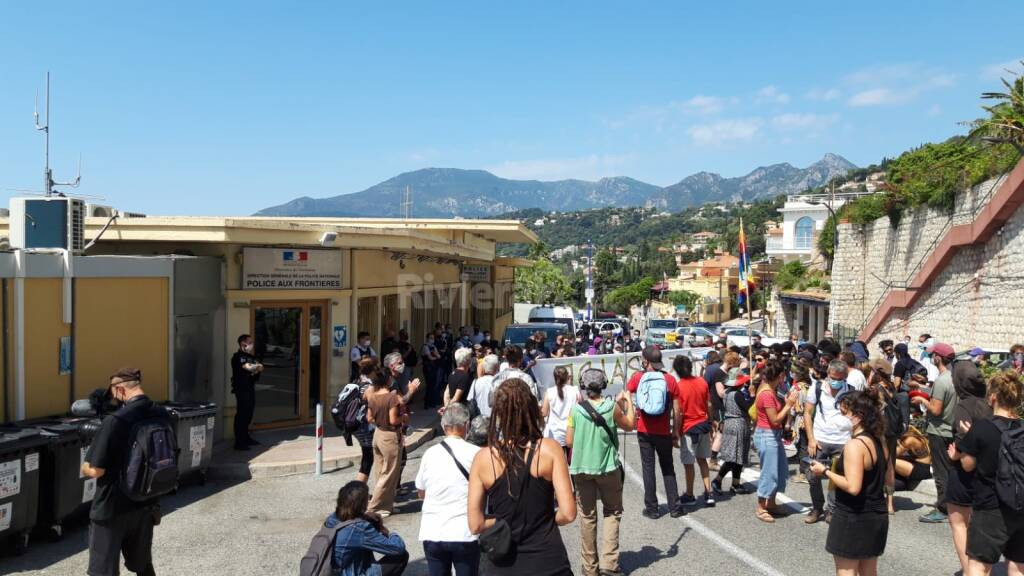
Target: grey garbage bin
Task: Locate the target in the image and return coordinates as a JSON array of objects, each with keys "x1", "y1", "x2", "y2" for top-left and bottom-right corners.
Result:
[
  {"x1": 0, "y1": 427, "x2": 48, "y2": 554},
  {"x1": 28, "y1": 419, "x2": 96, "y2": 538},
  {"x1": 161, "y1": 402, "x2": 217, "y2": 485}
]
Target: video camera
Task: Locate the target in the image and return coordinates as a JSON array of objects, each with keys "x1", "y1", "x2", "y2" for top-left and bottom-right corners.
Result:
[{"x1": 69, "y1": 387, "x2": 118, "y2": 440}]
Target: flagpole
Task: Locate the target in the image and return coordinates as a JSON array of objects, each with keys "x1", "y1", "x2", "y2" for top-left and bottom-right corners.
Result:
[{"x1": 741, "y1": 218, "x2": 754, "y2": 368}]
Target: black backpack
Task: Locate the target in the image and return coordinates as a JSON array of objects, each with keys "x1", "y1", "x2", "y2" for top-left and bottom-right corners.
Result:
[
  {"x1": 405, "y1": 345, "x2": 419, "y2": 369},
  {"x1": 331, "y1": 383, "x2": 366, "y2": 434},
  {"x1": 883, "y1": 392, "x2": 907, "y2": 437},
  {"x1": 299, "y1": 519, "x2": 359, "y2": 576},
  {"x1": 996, "y1": 419, "x2": 1024, "y2": 512},
  {"x1": 116, "y1": 405, "x2": 179, "y2": 502}
]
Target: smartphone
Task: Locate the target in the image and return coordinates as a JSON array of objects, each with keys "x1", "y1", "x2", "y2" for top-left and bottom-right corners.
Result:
[{"x1": 801, "y1": 456, "x2": 816, "y2": 466}]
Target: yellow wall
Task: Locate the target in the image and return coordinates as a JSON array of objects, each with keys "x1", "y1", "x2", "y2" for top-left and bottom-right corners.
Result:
[
  {"x1": 24, "y1": 278, "x2": 72, "y2": 419},
  {"x1": 74, "y1": 278, "x2": 170, "y2": 402},
  {"x1": 355, "y1": 250, "x2": 460, "y2": 289}
]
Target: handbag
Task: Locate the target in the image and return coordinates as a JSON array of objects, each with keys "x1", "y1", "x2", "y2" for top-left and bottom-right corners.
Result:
[
  {"x1": 478, "y1": 446, "x2": 536, "y2": 562},
  {"x1": 579, "y1": 399, "x2": 625, "y2": 484}
]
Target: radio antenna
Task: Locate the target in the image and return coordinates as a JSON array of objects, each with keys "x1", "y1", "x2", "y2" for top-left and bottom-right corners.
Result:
[{"x1": 34, "y1": 72, "x2": 81, "y2": 197}]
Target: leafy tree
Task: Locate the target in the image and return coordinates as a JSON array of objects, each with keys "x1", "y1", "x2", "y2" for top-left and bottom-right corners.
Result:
[
  {"x1": 968, "y1": 63, "x2": 1024, "y2": 152},
  {"x1": 515, "y1": 257, "x2": 573, "y2": 304},
  {"x1": 667, "y1": 290, "x2": 701, "y2": 312},
  {"x1": 603, "y1": 277, "x2": 655, "y2": 315}
]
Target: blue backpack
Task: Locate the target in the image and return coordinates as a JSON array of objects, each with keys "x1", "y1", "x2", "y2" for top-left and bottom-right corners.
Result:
[{"x1": 636, "y1": 371, "x2": 668, "y2": 416}]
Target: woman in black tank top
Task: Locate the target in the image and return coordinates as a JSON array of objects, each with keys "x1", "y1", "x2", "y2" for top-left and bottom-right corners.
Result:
[
  {"x1": 809, "y1": 390, "x2": 890, "y2": 575},
  {"x1": 467, "y1": 378, "x2": 577, "y2": 576}
]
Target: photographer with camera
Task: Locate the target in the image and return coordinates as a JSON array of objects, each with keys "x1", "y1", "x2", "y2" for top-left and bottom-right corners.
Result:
[
  {"x1": 81, "y1": 367, "x2": 172, "y2": 576},
  {"x1": 232, "y1": 334, "x2": 264, "y2": 451}
]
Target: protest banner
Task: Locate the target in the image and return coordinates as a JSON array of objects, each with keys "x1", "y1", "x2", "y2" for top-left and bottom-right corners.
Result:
[{"x1": 532, "y1": 347, "x2": 712, "y2": 397}]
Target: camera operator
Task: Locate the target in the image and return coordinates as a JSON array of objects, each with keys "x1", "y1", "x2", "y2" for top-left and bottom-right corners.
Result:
[
  {"x1": 232, "y1": 334, "x2": 264, "y2": 451},
  {"x1": 80, "y1": 368, "x2": 163, "y2": 576}
]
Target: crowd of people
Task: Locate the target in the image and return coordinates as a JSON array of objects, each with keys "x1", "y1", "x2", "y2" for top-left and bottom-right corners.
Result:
[{"x1": 313, "y1": 324, "x2": 1024, "y2": 576}]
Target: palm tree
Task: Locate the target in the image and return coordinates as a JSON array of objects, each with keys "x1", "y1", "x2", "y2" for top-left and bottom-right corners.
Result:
[{"x1": 968, "y1": 62, "x2": 1024, "y2": 153}]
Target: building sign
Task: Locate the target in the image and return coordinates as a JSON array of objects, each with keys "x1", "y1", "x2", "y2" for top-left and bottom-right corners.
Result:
[
  {"x1": 243, "y1": 248, "x2": 342, "y2": 290},
  {"x1": 461, "y1": 264, "x2": 490, "y2": 283}
]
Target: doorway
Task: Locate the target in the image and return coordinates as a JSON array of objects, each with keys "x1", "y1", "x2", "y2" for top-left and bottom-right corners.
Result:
[{"x1": 251, "y1": 301, "x2": 328, "y2": 427}]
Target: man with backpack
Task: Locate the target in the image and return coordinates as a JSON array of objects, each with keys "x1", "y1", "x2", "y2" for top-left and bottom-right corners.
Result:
[
  {"x1": 803, "y1": 359, "x2": 853, "y2": 524},
  {"x1": 626, "y1": 347, "x2": 681, "y2": 519},
  {"x1": 82, "y1": 368, "x2": 176, "y2": 576}
]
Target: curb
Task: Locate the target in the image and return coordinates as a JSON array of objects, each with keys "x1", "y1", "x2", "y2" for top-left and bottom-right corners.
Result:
[{"x1": 207, "y1": 424, "x2": 438, "y2": 481}]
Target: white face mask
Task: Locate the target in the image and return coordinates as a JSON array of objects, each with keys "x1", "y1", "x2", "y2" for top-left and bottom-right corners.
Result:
[
  {"x1": 243, "y1": 344, "x2": 254, "y2": 353},
  {"x1": 394, "y1": 363, "x2": 405, "y2": 373}
]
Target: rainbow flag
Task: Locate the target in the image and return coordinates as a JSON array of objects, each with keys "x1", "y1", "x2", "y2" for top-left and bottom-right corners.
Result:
[{"x1": 737, "y1": 218, "x2": 756, "y2": 306}]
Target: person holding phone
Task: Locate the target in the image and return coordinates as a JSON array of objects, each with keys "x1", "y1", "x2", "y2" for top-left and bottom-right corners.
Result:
[{"x1": 754, "y1": 360, "x2": 802, "y2": 523}]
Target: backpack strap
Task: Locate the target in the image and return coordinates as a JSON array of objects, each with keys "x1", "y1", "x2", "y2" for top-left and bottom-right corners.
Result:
[
  {"x1": 440, "y1": 440, "x2": 470, "y2": 480},
  {"x1": 579, "y1": 399, "x2": 618, "y2": 449}
]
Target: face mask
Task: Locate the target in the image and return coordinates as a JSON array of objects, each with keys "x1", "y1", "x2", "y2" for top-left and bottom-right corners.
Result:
[
  {"x1": 394, "y1": 363, "x2": 405, "y2": 373},
  {"x1": 244, "y1": 344, "x2": 254, "y2": 354},
  {"x1": 829, "y1": 378, "x2": 846, "y2": 391},
  {"x1": 361, "y1": 340, "x2": 370, "y2": 348}
]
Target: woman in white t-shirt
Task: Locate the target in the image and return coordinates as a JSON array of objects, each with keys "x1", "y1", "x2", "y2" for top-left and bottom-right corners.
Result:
[
  {"x1": 415, "y1": 402, "x2": 481, "y2": 576},
  {"x1": 542, "y1": 366, "x2": 582, "y2": 462}
]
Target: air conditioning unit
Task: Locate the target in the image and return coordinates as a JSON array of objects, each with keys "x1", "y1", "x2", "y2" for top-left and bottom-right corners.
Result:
[
  {"x1": 9, "y1": 197, "x2": 86, "y2": 253},
  {"x1": 86, "y1": 204, "x2": 115, "y2": 218}
]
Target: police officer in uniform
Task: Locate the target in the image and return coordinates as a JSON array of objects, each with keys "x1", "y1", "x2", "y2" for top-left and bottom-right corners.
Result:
[{"x1": 231, "y1": 334, "x2": 263, "y2": 451}]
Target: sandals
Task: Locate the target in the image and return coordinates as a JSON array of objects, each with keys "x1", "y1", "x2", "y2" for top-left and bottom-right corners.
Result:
[{"x1": 756, "y1": 508, "x2": 776, "y2": 523}]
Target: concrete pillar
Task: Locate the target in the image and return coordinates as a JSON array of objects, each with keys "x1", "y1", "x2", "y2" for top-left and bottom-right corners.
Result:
[
  {"x1": 375, "y1": 294, "x2": 383, "y2": 349},
  {"x1": 808, "y1": 304, "x2": 817, "y2": 342},
  {"x1": 349, "y1": 250, "x2": 358, "y2": 383},
  {"x1": 795, "y1": 301, "x2": 805, "y2": 340},
  {"x1": 816, "y1": 303, "x2": 826, "y2": 340}
]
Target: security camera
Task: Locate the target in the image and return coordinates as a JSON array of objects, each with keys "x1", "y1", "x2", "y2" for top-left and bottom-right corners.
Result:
[{"x1": 319, "y1": 232, "x2": 337, "y2": 247}]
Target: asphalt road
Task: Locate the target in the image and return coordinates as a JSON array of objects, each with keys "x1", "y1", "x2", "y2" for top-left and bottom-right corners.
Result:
[{"x1": 5, "y1": 431, "x2": 968, "y2": 576}]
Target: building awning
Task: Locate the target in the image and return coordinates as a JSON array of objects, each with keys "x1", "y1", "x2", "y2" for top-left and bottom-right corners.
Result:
[{"x1": 779, "y1": 290, "x2": 830, "y2": 305}]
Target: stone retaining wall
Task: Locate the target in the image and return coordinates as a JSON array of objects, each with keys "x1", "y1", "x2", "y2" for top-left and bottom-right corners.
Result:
[{"x1": 829, "y1": 174, "x2": 1024, "y2": 350}]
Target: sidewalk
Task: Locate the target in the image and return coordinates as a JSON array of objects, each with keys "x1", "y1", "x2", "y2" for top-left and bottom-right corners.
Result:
[{"x1": 208, "y1": 408, "x2": 440, "y2": 480}]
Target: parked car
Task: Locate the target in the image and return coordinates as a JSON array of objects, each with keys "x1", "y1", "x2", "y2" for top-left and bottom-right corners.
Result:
[
  {"x1": 595, "y1": 320, "x2": 624, "y2": 338},
  {"x1": 645, "y1": 318, "x2": 681, "y2": 347},
  {"x1": 955, "y1": 348, "x2": 1011, "y2": 367},
  {"x1": 723, "y1": 327, "x2": 785, "y2": 349},
  {"x1": 502, "y1": 322, "x2": 568, "y2": 349},
  {"x1": 673, "y1": 326, "x2": 718, "y2": 347}
]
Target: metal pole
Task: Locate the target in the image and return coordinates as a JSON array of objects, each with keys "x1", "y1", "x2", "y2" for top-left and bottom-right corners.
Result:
[{"x1": 314, "y1": 402, "x2": 324, "y2": 476}]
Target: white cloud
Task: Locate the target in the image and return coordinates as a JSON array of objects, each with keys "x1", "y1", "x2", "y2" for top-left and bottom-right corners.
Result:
[
  {"x1": 842, "y1": 64, "x2": 957, "y2": 107},
  {"x1": 982, "y1": 58, "x2": 1024, "y2": 80},
  {"x1": 927, "y1": 104, "x2": 942, "y2": 117},
  {"x1": 771, "y1": 112, "x2": 838, "y2": 131},
  {"x1": 688, "y1": 118, "x2": 761, "y2": 146},
  {"x1": 486, "y1": 154, "x2": 629, "y2": 181},
  {"x1": 756, "y1": 85, "x2": 790, "y2": 105},
  {"x1": 806, "y1": 88, "x2": 842, "y2": 102},
  {"x1": 680, "y1": 95, "x2": 725, "y2": 115}
]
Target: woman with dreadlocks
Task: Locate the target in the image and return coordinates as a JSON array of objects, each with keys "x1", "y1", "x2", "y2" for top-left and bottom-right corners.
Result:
[{"x1": 467, "y1": 378, "x2": 576, "y2": 575}]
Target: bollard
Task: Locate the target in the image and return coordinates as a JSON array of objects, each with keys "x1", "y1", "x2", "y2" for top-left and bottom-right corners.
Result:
[{"x1": 315, "y1": 402, "x2": 324, "y2": 477}]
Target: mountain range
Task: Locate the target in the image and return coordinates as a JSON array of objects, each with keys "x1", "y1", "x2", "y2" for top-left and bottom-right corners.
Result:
[{"x1": 256, "y1": 153, "x2": 856, "y2": 218}]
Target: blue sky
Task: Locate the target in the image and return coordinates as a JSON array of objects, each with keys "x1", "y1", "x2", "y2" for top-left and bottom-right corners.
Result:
[{"x1": 1, "y1": 2, "x2": 1022, "y2": 215}]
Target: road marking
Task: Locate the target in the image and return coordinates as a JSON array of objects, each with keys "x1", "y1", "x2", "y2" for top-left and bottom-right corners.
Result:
[
  {"x1": 737, "y1": 468, "x2": 810, "y2": 514},
  {"x1": 622, "y1": 460, "x2": 789, "y2": 576}
]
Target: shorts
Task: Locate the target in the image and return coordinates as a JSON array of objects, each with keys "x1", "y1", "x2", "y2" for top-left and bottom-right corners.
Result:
[
  {"x1": 679, "y1": 432, "x2": 711, "y2": 465},
  {"x1": 88, "y1": 506, "x2": 157, "y2": 576},
  {"x1": 967, "y1": 507, "x2": 1024, "y2": 564}
]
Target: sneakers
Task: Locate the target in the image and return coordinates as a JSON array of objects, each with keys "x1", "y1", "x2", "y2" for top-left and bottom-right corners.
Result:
[
  {"x1": 731, "y1": 484, "x2": 754, "y2": 495},
  {"x1": 703, "y1": 492, "x2": 716, "y2": 508},
  {"x1": 642, "y1": 508, "x2": 662, "y2": 520},
  {"x1": 670, "y1": 505, "x2": 687, "y2": 518},
  {"x1": 678, "y1": 493, "x2": 697, "y2": 506},
  {"x1": 804, "y1": 509, "x2": 825, "y2": 524},
  {"x1": 711, "y1": 479, "x2": 724, "y2": 495},
  {"x1": 919, "y1": 510, "x2": 949, "y2": 524}
]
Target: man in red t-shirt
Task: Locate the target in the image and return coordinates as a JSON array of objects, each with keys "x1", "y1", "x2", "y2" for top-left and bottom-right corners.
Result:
[
  {"x1": 626, "y1": 347, "x2": 683, "y2": 518},
  {"x1": 672, "y1": 354, "x2": 715, "y2": 508}
]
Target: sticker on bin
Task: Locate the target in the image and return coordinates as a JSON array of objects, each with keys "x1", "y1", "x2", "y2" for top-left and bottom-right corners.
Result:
[
  {"x1": 207, "y1": 416, "x2": 215, "y2": 430},
  {"x1": 0, "y1": 460, "x2": 20, "y2": 499},
  {"x1": 189, "y1": 425, "x2": 206, "y2": 469},
  {"x1": 0, "y1": 502, "x2": 11, "y2": 532},
  {"x1": 83, "y1": 478, "x2": 97, "y2": 504},
  {"x1": 24, "y1": 452, "x2": 39, "y2": 473}
]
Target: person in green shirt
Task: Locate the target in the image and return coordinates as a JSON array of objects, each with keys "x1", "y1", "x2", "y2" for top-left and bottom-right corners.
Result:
[
  {"x1": 913, "y1": 342, "x2": 959, "y2": 524},
  {"x1": 566, "y1": 369, "x2": 636, "y2": 576}
]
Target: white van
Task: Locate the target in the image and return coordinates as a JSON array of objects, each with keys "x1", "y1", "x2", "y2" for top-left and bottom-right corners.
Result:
[{"x1": 528, "y1": 305, "x2": 577, "y2": 337}]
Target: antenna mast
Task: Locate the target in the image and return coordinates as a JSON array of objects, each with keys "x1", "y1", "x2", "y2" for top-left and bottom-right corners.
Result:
[
  {"x1": 401, "y1": 185, "x2": 413, "y2": 219},
  {"x1": 34, "y1": 72, "x2": 81, "y2": 197}
]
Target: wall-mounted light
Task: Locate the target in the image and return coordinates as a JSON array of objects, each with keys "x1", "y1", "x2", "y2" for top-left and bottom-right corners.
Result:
[{"x1": 320, "y1": 232, "x2": 338, "y2": 247}]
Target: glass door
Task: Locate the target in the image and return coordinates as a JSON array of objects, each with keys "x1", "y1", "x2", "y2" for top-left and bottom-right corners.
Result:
[
  {"x1": 253, "y1": 306, "x2": 303, "y2": 425},
  {"x1": 251, "y1": 301, "x2": 329, "y2": 427}
]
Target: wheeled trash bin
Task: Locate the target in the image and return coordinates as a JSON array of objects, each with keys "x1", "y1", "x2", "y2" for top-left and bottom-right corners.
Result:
[
  {"x1": 0, "y1": 427, "x2": 48, "y2": 554},
  {"x1": 161, "y1": 402, "x2": 217, "y2": 485}
]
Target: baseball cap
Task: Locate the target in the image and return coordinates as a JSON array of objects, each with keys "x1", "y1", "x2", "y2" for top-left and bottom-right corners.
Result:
[
  {"x1": 642, "y1": 346, "x2": 664, "y2": 370},
  {"x1": 968, "y1": 347, "x2": 986, "y2": 358},
  {"x1": 926, "y1": 342, "x2": 955, "y2": 359},
  {"x1": 581, "y1": 368, "x2": 607, "y2": 392},
  {"x1": 868, "y1": 357, "x2": 892, "y2": 377}
]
